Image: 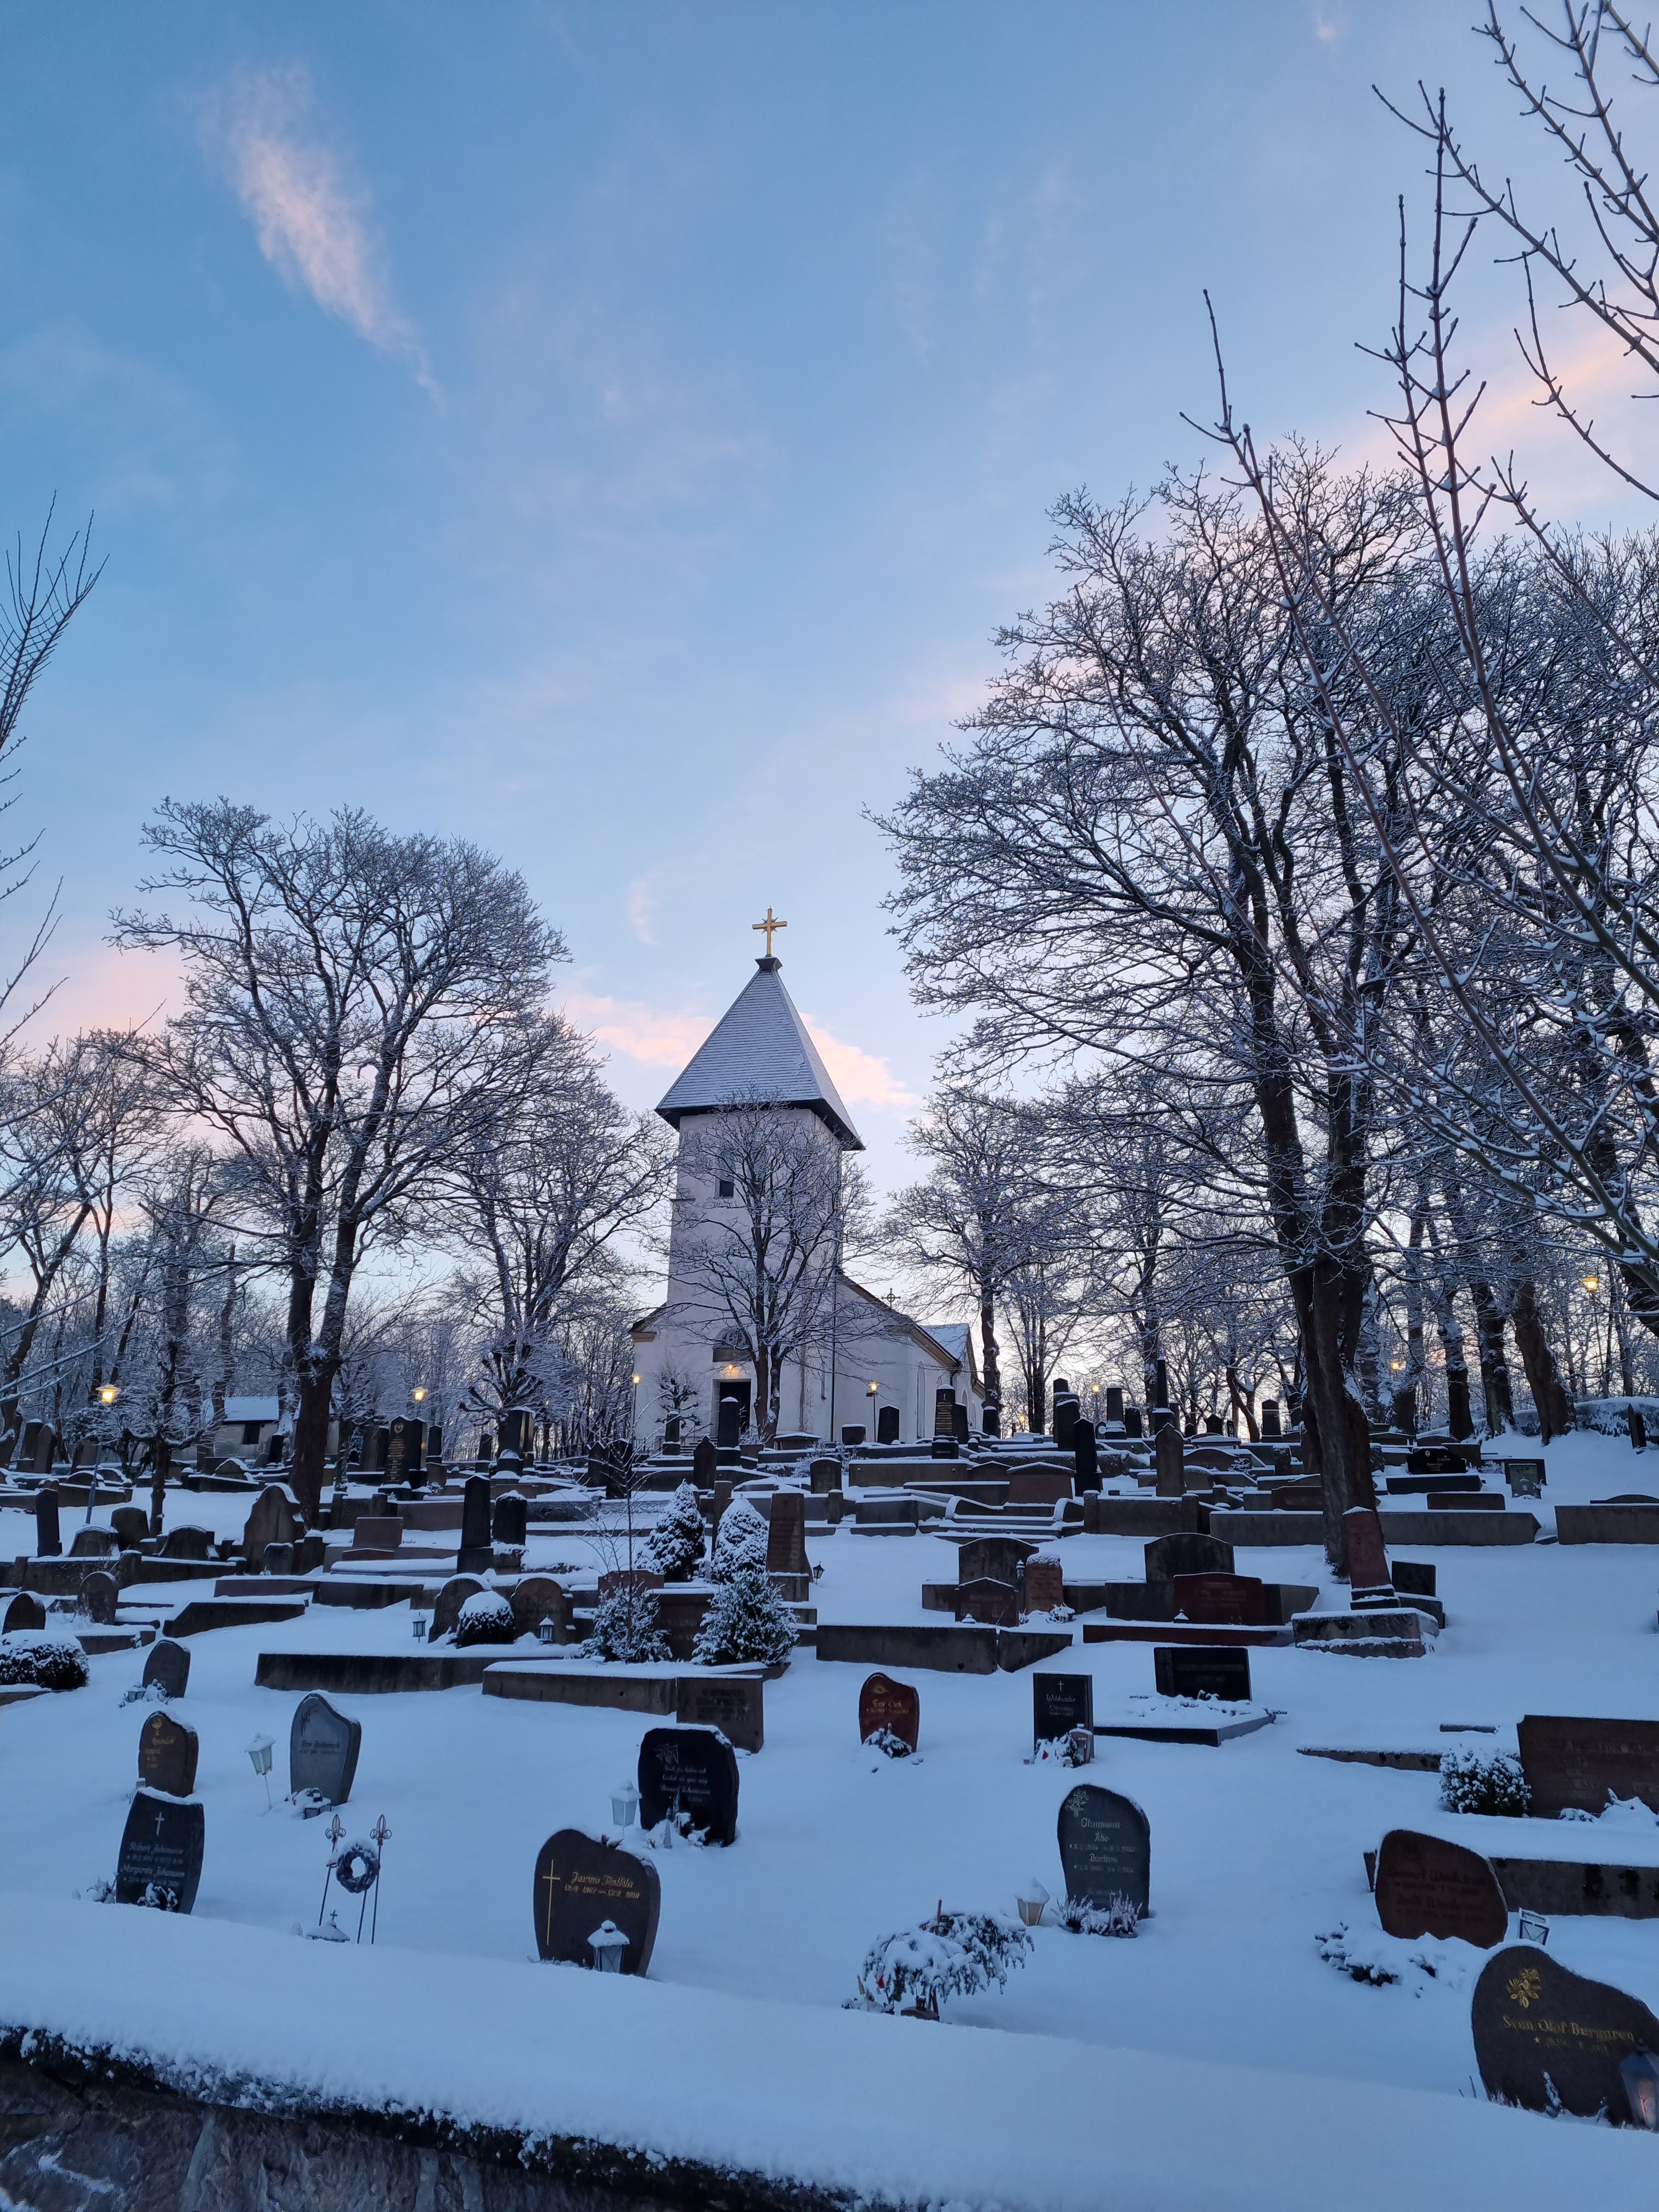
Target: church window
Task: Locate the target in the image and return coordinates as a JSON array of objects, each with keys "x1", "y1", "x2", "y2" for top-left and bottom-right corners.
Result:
[{"x1": 717, "y1": 1178, "x2": 735, "y2": 1198}]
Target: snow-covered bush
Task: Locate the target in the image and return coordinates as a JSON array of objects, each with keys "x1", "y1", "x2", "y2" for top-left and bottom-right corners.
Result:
[
  {"x1": 864, "y1": 1726, "x2": 913, "y2": 1759},
  {"x1": 454, "y1": 1591, "x2": 516, "y2": 1647},
  {"x1": 691, "y1": 1566, "x2": 797, "y2": 1666},
  {"x1": 0, "y1": 1636, "x2": 89, "y2": 1691},
  {"x1": 1056, "y1": 1892, "x2": 1141, "y2": 1937},
  {"x1": 848, "y1": 1907, "x2": 1032, "y2": 2016},
  {"x1": 1440, "y1": 1747, "x2": 1531, "y2": 1817},
  {"x1": 584, "y1": 1585, "x2": 672, "y2": 1663},
  {"x1": 709, "y1": 1497, "x2": 769, "y2": 1582},
  {"x1": 644, "y1": 1483, "x2": 706, "y2": 1580}
]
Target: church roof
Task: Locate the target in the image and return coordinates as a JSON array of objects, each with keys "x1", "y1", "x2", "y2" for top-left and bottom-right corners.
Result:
[{"x1": 656, "y1": 958, "x2": 864, "y2": 1149}]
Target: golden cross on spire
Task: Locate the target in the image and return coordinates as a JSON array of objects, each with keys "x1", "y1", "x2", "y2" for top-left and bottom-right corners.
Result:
[{"x1": 752, "y1": 906, "x2": 787, "y2": 957}]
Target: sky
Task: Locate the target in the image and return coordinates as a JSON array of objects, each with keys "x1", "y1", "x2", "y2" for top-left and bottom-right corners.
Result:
[{"x1": 4, "y1": 1, "x2": 1654, "y2": 1218}]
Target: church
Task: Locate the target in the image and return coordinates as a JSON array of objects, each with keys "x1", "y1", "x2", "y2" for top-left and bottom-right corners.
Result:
[{"x1": 630, "y1": 924, "x2": 982, "y2": 1449}]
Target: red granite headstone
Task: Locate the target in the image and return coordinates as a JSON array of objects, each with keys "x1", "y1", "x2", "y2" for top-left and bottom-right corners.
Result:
[
  {"x1": 954, "y1": 1577, "x2": 1019, "y2": 1627},
  {"x1": 1344, "y1": 1505, "x2": 1392, "y2": 1593},
  {"x1": 1171, "y1": 1571, "x2": 1267, "y2": 1627},
  {"x1": 137, "y1": 1710, "x2": 200, "y2": 1799},
  {"x1": 859, "y1": 1672, "x2": 921, "y2": 1753},
  {"x1": 1023, "y1": 1558, "x2": 1066, "y2": 1613},
  {"x1": 1374, "y1": 1827, "x2": 1507, "y2": 1948}
]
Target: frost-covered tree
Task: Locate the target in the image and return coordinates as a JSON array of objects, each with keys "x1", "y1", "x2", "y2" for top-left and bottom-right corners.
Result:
[
  {"x1": 643, "y1": 1481, "x2": 704, "y2": 1579},
  {"x1": 690, "y1": 1565, "x2": 796, "y2": 1665},
  {"x1": 708, "y1": 1494, "x2": 769, "y2": 1581}
]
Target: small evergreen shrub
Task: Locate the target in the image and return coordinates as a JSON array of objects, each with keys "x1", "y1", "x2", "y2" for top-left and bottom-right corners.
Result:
[
  {"x1": 454, "y1": 1591, "x2": 516, "y2": 1647},
  {"x1": 848, "y1": 1907, "x2": 1032, "y2": 2016},
  {"x1": 644, "y1": 1482, "x2": 706, "y2": 1579},
  {"x1": 691, "y1": 1565, "x2": 797, "y2": 1665},
  {"x1": 584, "y1": 1585, "x2": 672, "y2": 1663},
  {"x1": 0, "y1": 1635, "x2": 89, "y2": 1691},
  {"x1": 709, "y1": 1498, "x2": 769, "y2": 1582},
  {"x1": 1440, "y1": 1747, "x2": 1531, "y2": 1816}
]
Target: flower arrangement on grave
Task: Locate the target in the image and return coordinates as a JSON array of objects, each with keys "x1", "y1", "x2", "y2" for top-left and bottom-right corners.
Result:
[
  {"x1": 864, "y1": 1726, "x2": 913, "y2": 1760},
  {"x1": 847, "y1": 1905, "x2": 1032, "y2": 2017},
  {"x1": 690, "y1": 1562, "x2": 797, "y2": 1666},
  {"x1": 708, "y1": 1496, "x2": 769, "y2": 1581},
  {"x1": 642, "y1": 1482, "x2": 706, "y2": 1580},
  {"x1": 453, "y1": 1590, "x2": 517, "y2": 1647},
  {"x1": 584, "y1": 1584, "x2": 672, "y2": 1664},
  {"x1": 1056, "y1": 1892, "x2": 1142, "y2": 1938},
  {"x1": 1439, "y1": 1747, "x2": 1531, "y2": 1818},
  {"x1": 0, "y1": 1635, "x2": 89, "y2": 1691}
]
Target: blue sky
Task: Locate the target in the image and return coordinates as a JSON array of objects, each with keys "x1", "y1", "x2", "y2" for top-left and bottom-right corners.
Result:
[{"x1": 5, "y1": 2, "x2": 1650, "y2": 1202}]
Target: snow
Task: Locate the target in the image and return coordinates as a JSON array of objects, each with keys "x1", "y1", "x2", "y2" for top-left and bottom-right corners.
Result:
[{"x1": 4, "y1": 1430, "x2": 1659, "y2": 2199}]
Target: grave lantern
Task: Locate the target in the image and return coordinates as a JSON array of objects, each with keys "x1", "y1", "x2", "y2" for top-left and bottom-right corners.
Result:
[
  {"x1": 588, "y1": 1919, "x2": 630, "y2": 1973},
  {"x1": 247, "y1": 1733, "x2": 274, "y2": 1811},
  {"x1": 411, "y1": 1613, "x2": 427, "y2": 1641},
  {"x1": 1519, "y1": 1909, "x2": 1549, "y2": 1946},
  {"x1": 538, "y1": 1617, "x2": 558, "y2": 1645},
  {"x1": 611, "y1": 1779, "x2": 640, "y2": 1829},
  {"x1": 98, "y1": 1384, "x2": 119, "y2": 1408},
  {"x1": 1621, "y1": 2047, "x2": 1659, "y2": 2130},
  {"x1": 1016, "y1": 1878, "x2": 1049, "y2": 1928}
]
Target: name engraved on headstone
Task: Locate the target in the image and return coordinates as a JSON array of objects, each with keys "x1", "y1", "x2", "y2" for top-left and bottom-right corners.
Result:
[
  {"x1": 1374, "y1": 1828, "x2": 1507, "y2": 1948},
  {"x1": 137, "y1": 1710, "x2": 199, "y2": 1798},
  {"x1": 1023, "y1": 1558, "x2": 1066, "y2": 1613},
  {"x1": 1516, "y1": 1714, "x2": 1659, "y2": 1818},
  {"x1": 1153, "y1": 1646, "x2": 1252, "y2": 1702},
  {"x1": 1034, "y1": 1672, "x2": 1094, "y2": 1747},
  {"x1": 858, "y1": 1672, "x2": 920, "y2": 1753},
  {"x1": 1171, "y1": 1572, "x2": 1266, "y2": 1627},
  {"x1": 289, "y1": 1692, "x2": 362, "y2": 1805},
  {"x1": 533, "y1": 1829, "x2": 660, "y2": 1974},
  {"x1": 116, "y1": 1788, "x2": 204, "y2": 1913},
  {"x1": 1472, "y1": 1947, "x2": 1659, "y2": 2121},
  {"x1": 1143, "y1": 1532, "x2": 1235, "y2": 1582},
  {"x1": 637, "y1": 1725, "x2": 739, "y2": 1845},
  {"x1": 675, "y1": 1673, "x2": 764, "y2": 1753},
  {"x1": 1057, "y1": 1785, "x2": 1150, "y2": 1916}
]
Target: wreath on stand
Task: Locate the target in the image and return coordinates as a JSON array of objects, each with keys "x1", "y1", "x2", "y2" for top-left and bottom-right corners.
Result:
[{"x1": 332, "y1": 1838, "x2": 380, "y2": 1894}]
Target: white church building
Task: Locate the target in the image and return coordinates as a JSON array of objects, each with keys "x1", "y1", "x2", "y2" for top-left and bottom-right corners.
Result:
[{"x1": 630, "y1": 946, "x2": 981, "y2": 1448}]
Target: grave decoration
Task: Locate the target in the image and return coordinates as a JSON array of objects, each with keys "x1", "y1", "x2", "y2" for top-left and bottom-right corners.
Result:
[
  {"x1": 860, "y1": 1671, "x2": 921, "y2": 1757},
  {"x1": 850, "y1": 1905, "x2": 1031, "y2": 2018},
  {"x1": 1034, "y1": 1672, "x2": 1094, "y2": 1752},
  {"x1": 289, "y1": 1692, "x2": 362, "y2": 1809},
  {"x1": 1472, "y1": 1947, "x2": 1659, "y2": 2122},
  {"x1": 454, "y1": 1589, "x2": 517, "y2": 1646},
  {"x1": 1058, "y1": 1784, "x2": 1150, "y2": 1919},
  {"x1": 115, "y1": 1787, "x2": 204, "y2": 1913},
  {"x1": 534, "y1": 1827, "x2": 661, "y2": 1975},
  {"x1": 1153, "y1": 1646, "x2": 1251, "y2": 1702},
  {"x1": 77, "y1": 1571, "x2": 118, "y2": 1625},
  {"x1": 137, "y1": 1710, "x2": 199, "y2": 1798},
  {"x1": 1517, "y1": 1714, "x2": 1659, "y2": 1819},
  {"x1": 140, "y1": 1639, "x2": 190, "y2": 1701},
  {"x1": 1374, "y1": 1828, "x2": 1507, "y2": 1947},
  {"x1": 637, "y1": 1724, "x2": 739, "y2": 1845},
  {"x1": 321, "y1": 1813, "x2": 392, "y2": 1943}
]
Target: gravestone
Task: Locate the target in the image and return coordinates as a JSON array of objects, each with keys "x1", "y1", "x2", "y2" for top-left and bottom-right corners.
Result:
[
  {"x1": 597, "y1": 1568, "x2": 664, "y2": 1599},
  {"x1": 1503, "y1": 1459, "x2": 1545, "y2": 1498},
  {"x1": 1154, "y1": 1425, "x2": 1184, "y2": 1498},
  {"x1": 1472, "y1": 1948, "x2": 1659, "y2": 2121},
  {"x1": 70, "y1": 1526, "x2": 119, "y2": 1559},
  {"x1": 955, "y1": 1577, "x2": 1019, "y2": 1628},
  {"x1": 20, "y1": 1421, "x2": 42, "y2": 1469},
  {"x1": 432, "y1": 1575, "x2": 486, "y2": 1641},
  {"x1": 1517, "y1": 1714, "x2": 1659, "y2": 1818},
  {"x1": 33, "y1": 1487, "x2": 60, "y2": 1559},
  {"x1": 3, "y1": 1592, "x2": 46, "y2": 1632},
  {"x1": 1053, "y1": 1395, "x2": 1078, "y2": 1449},
  {"x1": 1023, "y1": 1558, "x2": 1066, "y2": 1613},
  {"x1": 1344, "y1": 1505, "x2": 1395, "y2": 1605},
  {"x1": 1034, "y1": 1671, "x2": 1094, "y2": 1747},
  {"x1": 1374, "y1": 1828, "x2": 1507, "y2": 1948},
  {"x1": 1261, "y1": 1400, "x2": 1281, "y2": 1438},
  {"x1": 138, "y1": 1709, "x2": 199, "y2": 1798},
  {"x1": 1172, "y1": 1572, "x2": 1266, "y2": 1627},
  {"x1": 1124, "y1": 1407, "x2": 1143, "y2": 1439},
  {"x1": 289, "y1": 1692, "x2": 362, "y2": 1805},
  {"x1": 30, "y1": 1425, "x2": 57, "y2": 1475},
  {"x1": 110, "y1": 1506, "x2": 148, "y2": 1550},
  {"x1": 533, "y1": 1829, "x2": 659, "y2": 1975},
  {"x1": 384, "y1": 1417, "x2": 414, "y2": 1486},
  {"x1": 692, "y1": 1437, "x2": 717, "y2": 1486},
  {"x1": 159, "y1": 1526, "x2": 212, "y2": 1561},
  {"x1": 808, "y1": 1457, "x2": 842, "y2": 1494},
  {"x1": 116, "y1": 1788, "x2": 204, "y2": 1913},
  {"x1": 1006, "y1": 1468, "x2": 1071, "y2": 1507},
  {"x1": 637, "y1": 1725, "x2": 739, "y2": 1845},
  {"x1": 1073, "y1": 1423, "x2": 1099, "y2": 1491},
  {"x1": 1407, "y1": 1445, "x2": 1468, "y2": 1475},
  {"x1": 716, "y1": 1396, "x2": 742, "y2": 1452},
  {"x1": 1391, "y1": 1559, "x2": 1436, "y2": 1599},
  {"x1": 859, "y1": 1672, "x2": 920, "y2": 1753},
  {"x1": 1154, "y1": 1645, "x2": 1251, "y2": 1702},
  {"x1": 676, "y1": 1673, "x2": 764, "y2": 1753},
  {"x1": 458, "y1": 1475, "x2": 494, "y2": 1575},
  {"x1": 78, "y1": 1571, "x2": 118, "y2": 1624},
  {"x1": 839, "y1": 1425, "x2": 866, "y2": 1447},
  {"x1": 765, "y1": 1490, "x2": 808, "y2": 1578},
  {"x1": 957, "y1": 1536, "x2": 1037, "y2": 1587},
  {"x1": 1057, "y1": 1784, "x2": 1150, "y2": 1916},
  {"x1": 662, "y1": 1415, "x2": 681, "y2": 1452},
  {"x1": 710, "y1": 1478, "x2": 732, "y2": 1536},
  {"x1": 1204, "y1": 1414, "x2": 1224, "y2": 1436},
  {"x1": 262, "y1": 1542, "x2": 295, "y2": 1576},
  {"x1": 492, "y1": 1492, "x2": 528, "y2": 1548},
  {"x1": 509, "y1": 1576, "x2": 569, "y2": 1641},
  {"x1": 141, "y1": 1639, "x2": 190, "y2": 1700},
  {"x1": 241, "y1": 1487, "x2": 298, "y2": 1572},
  {"x1": 877, "y1": 1406, "x2": 900, "y2": 1444},
  {"x1": 1144, "y1": 1532, "x2": 1235, "y2": 1583}
]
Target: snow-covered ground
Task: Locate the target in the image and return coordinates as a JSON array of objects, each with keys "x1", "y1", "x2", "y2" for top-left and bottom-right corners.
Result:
[{"x1": 2, "y1": 1430, "x2": 1658, "y2": 2201}]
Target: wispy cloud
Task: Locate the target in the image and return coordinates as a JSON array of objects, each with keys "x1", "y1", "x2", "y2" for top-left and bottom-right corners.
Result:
[
  {"x1": 199, "y1": 66, "x2": 439, "y2": 399},
  {"x1": 627, "y1": 878, "x2": 658, "y2": 945},
  {"x1": 802, "y1": 1018, "x2": 919, "y2": 1113}
]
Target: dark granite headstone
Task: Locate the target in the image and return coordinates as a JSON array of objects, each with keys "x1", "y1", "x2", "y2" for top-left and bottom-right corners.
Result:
[
  {"x1": 1472, "y1": 1948, "x2": 1659, "y2": 2121},
  {"x1": 3, "y1": 1592, "x2": 46, "y2": 1632},
  {"x1": 533, "y1": 1829, "x2": 659, "y2": 1974},
  {"x1": 676, "y1": 1673, "x2": 764, "y2": 1753},
  {"x1": 34, "y1": 1487, "x2": 60, "y2": 1559},
  {"x1": 1105, "y1": 1386, "x2": 1124, "y2": 1425},
  {"x1": 30, "y1": 1425, "x2": 57, "y2": 1475},
  {"x1": 808, "y1": 1457, "x2": 842, "y2": 1493},
  {"x1": 509, "y1": 1576, "x2": 569, "y2": 1640},
  {"x1": 141, "y1": 1639, "x2": 191, "y2": 1700},
  {"x1": 1391, "y1": 1559, "x2": 1436, "y2": 1598},
  {"x1": 662, "y1": 1415, "x2": 681, "y2": 1449},
  {"x1": 1154, "y1": 1645, "x2": 1251, "y2": 1702},
  {"x1": 1517, "y1": 1714, "x2": 1659, "y2": 1818},
  {"x1": 1260, "y1": 1400, "x2": 1280, "y2": 1438},
  {"x1": 954, "y1": 1577, "x2": 1018, "y2": 1627},
  {"x1": 1374, "y1": 1829, "x2": 1506, "y2": 1948},
  {"x1": 110, "y1": 1506, "x2": 148, "y2": 1549},
  {"x1": 1034, "y1": 1671, "x2": 1094, "y2": 1746},
  {"x1": 70, "y1": 1526, "x2": 119, "y2": 1559},
  {"x1": 952, "y1": 1402, "x2": 969, "y2": 1444},
  {"x1": 458, "y1": 1475, "x2": 493, "y2": 1575},
  {"x1": 1057, "y1": 1784, "x2": 1150, "y2": 1915},
  {"x1": 241, "y1": 1486, "x2": 297, "y2": 1571},
  {"x1": 637, "y1": 1725, "x2": 739, "y2": 1845},
  {"x1": 692, "y1": 1436, "x2": 717, "y2": 1486},
  {"x1": 158, "y1": 1526, "x2": 212, "y2": 1561},
  {"x1": 877, "y1": 1406, "x2": 900, "y2": 1444},
  {"x1": 859, "y1": 1672, "x2": 920, "y2": 1753},
  {"x1": 1143, "y1": 1532, "x2": 1234, "y2": 1582},
  {"x1": 765, "y1": 1490, "x2": 808, "y2": 1578},
  {"x1": 492, "y1": 1492, "x2": 528, "y2": 1547},
  {"x1": 289, "y1": 1692, "x2": 362, "y2": 1805},
  {"x1": 116, "y1": 1788, "x2": 204, "y2": 1912},
  {"x1": 839, "y1": 1425, "x2": 866, "y2": 1448},
  {"x1": 1172, "y1": 1572, "x2": 1266, "y2": 1627},
  {"x1": 957, "y1": 1536, "x2": 1037, "y2": 1586},
  {"x1": 1154, "y1": 1425, "x2": 1184, "y2": 1497},
  {"x1": 78, "y1": 1570, "x2": 118, "y2": 1624},
  {"x1": 262, "y1": 1541, "x2": 296, "y2": 1576},
  {"x1": 1124, "y1": 1407, "x2": 1143, "y2": 1439},
  {"x1": 716, "y1": 1396, "x2": 742, "y2": 1451},
  {"x1": 1503, "y1": 1459, "x2": 1545, "y2": 1498},
  {"x1": 432, "y1": 1575, "x2": 486, "y2": 1640},
  {"x1": 1072, "y1": 1423, "x2": 1099, "y2": 1491},
  {"x1": 384, "y1": 1417, "x2": 414, "y2": 1486},
  {"x1": 20, "y1": 1421, "x2": 42, "y2": 1469},
  {"x1": 138, "y1": 1709, "x2": 199, "y2": 1797},
  {"x1": 1407, "y1": 1445, "x2": 1468, "y2": 1475}
]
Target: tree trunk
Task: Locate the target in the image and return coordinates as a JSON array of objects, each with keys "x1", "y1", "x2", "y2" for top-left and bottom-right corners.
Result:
[
  {"x1": 1470, "y1": 1280, "x2": 1515, "y2": 1435},
  {"x1": 1510, "y1": 1279, "x2": 1575, "y2": 1442},
  {"x1": 213, "y1": 1246, "x2": 236, "y2": 1432},
  {"x1": 148, "y1": 1433, "x2": 170, "y2": 1540},
  {"x1": 290, "y1": 1366, "x2": 336, "y2": 1524},
  {"x1": 1293, "y1": 1257, "x2": 1379, "y2": 1571},
  {"x1": 980, "y1": 1289, "x2": 1001, "y2": 1436}
]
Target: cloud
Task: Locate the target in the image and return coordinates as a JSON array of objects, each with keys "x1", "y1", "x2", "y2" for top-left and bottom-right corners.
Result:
[
  {"x1": 802, "y1": 1018, "x2": 920, "y2": 1113},
  {"x1": 627, "y1": 878, "x2": 658, "y2": 946},
  {"x1": 199, "y1": 66, "x2": 438, "y2": 398}
]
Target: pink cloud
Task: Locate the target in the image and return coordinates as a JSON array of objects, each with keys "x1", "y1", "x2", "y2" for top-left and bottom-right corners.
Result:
[{"x1": 561, "y1": 989, "x2": 918, "y2": 1114}]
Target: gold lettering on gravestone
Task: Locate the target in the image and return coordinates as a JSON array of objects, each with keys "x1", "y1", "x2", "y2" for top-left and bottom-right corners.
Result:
[{"x1": 539, "y1": 1859, "x2": 645, "y2": 1950}]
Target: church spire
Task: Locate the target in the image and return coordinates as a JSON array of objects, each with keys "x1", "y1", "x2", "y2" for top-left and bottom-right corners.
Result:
[{"x1": 655, "y1": 950, "x2": 863, "y2": 1150}]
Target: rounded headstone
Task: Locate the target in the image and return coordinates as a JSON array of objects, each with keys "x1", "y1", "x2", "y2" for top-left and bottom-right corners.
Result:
[
  {"x1": 1058, "y1": 1784, "x2": 1150, "y2": 1916},
  {"x1": 33, "y1": 1487, "x2": 61, "y2": 1559},
  {"x1": 1374, "y1": 1828, "x2": 1506, "y2": 1949},
  {"x1": 262, "y1": 1541, "x2": 296, "y2": 1577},
  {"x1": 116, "y1": 1788, "x2": 204, "y2": 1912},
  {"x1": 1473, "y1": 1946, "x2": 1659, "y2": 2120},
  {"x1": 138, "y1": 1709, "x2": 200, "y2": 1798},
  {"x1": 3, "y1": 1592, "x2": 46, "y2": 1633},
  {"x1": 637, "y1": 1725, "x2": 739, "y2": 1846},
  {"x1": 77, "y1": 1570, "x2": 119, "y2": 1625},
  {"x1": 491, "y1": 1492, "x2": 528, "y2": 1547},
  {"x1": 69, "y1": 1526, "x2": 119, "y2": 1559},
  {"x1": 241, "y1": 1485, "x2": 298, "y2": 1571},
  {"x1": 159, "y1": 1525, "x2": 213, "y2": 1561},
  {"x1": 431, "y1": 1575, "x2": 486, "y2": 1641},
  {"x1": 289, "y1": 1691, "x2": 362, "y2": 1805},
  {"x1": 509, "y1": 1576, "x2": 569, "y2": 1640},
  {"x1": 859, "y1": 1672, "x2": 920, "y2": 1753},
  {"x1": 110, "y1": 1506, "x2": 149, "y2": 1550},
  {"x1": 533, "y1": 1829, "x2": 659, "y2": 1974},
  {"x1": 141, "y1": 1638, "x2": 191, "y2": 1700}
]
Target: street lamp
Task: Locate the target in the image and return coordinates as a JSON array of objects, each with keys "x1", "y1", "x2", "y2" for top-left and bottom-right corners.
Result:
[
  {"x1": 411, "y1": 1387, "x2": 427, "y2": 1405},
  {"x1": 98, "y1": 1384, "x2": 119, "y2": 1408}
]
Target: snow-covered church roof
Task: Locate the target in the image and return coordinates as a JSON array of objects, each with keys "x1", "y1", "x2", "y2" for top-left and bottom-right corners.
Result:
[{"x1": 656, "y1": 957, "x2": 864, "y2": 1150}]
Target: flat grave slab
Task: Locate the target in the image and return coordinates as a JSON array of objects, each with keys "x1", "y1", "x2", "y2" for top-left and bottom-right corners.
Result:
[
  {"x1": 1091, "y1": 1709, "x2": 1273, "y2": 1748},
  {"x1": 814, "y1": 1623, "x2": 997, "y2": 1674},
  {"x1": 164, "y1": 1598, "x2": 310, "y2": 1637},
  {"x1": 1082, "y1": 1621, "x2": 1292, "y2": 1649},
  {"x1": 256, "y1": 1650, "x2": 504, "y2": 1694},
  {"x1": 483, "y1": 1663, "x2": 770, "y2": 1736},
  {"x1": 1299, "y1": 1745, "x2": 1446, "y2": 1771}
]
